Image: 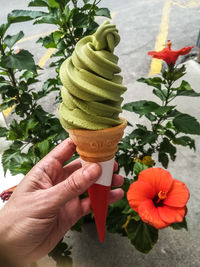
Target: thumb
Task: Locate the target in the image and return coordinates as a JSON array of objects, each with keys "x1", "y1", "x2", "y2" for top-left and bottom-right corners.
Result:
[{"x1": 47, "y1": 163, "x2": 102, "y2": 208}]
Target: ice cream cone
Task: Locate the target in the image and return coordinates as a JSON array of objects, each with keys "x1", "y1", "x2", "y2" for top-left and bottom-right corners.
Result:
[{"x1": 66, "y1": 118, "x2": 127, "y2": 242}]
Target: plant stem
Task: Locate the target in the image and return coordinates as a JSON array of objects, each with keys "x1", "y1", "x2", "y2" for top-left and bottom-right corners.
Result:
[
  {"x1": 153, "y1": 69, "x2": 173, "y2": 132},
  {"x1": 66, "y1": 22, "x2": 76, "y2": 47},
  {"x1": 72, "y1": 0, "x2": 77, "y2": 8}
]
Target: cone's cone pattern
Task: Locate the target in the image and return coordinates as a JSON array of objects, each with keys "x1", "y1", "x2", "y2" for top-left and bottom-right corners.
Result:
[{"x1": 88, "y1": 184, "x2": 111, "y2": 242}]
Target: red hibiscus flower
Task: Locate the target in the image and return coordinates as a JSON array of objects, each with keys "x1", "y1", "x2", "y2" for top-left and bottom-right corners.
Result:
[
  {"x1": 148, "y1": 40, "x2": 194, "y2": 66},
  {"x1": 127, "y1": 168, "x2": 189, "y2": 229}
]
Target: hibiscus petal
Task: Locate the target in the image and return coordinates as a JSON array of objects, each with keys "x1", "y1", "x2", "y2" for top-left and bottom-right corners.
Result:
[
  {"x1": 164, "y1": 179, "x2": 190, "y2": 207},
  {"x1": 176, "y1": 46, "x2": 194, "y2": 56},
  {"x1": 127, "y1": 181, "x2": 155, "y2": 212},
  {"x1": 138, "y1": 199, "x2": 168, "y2": 229},
  {"x1": 158, "y1": 205, "x2": 186, "y2": 224},
  {"x1": 138, "y1": 168, "x2": 173, "y2": 194},
  {"x1": 148, "y1": 45, "x2": 194, "y2": 66}
]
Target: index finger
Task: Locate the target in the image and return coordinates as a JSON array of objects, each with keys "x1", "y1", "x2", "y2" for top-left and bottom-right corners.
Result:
[{"x1": 42, "y1": 138, "x2": 76, "y2": 165}]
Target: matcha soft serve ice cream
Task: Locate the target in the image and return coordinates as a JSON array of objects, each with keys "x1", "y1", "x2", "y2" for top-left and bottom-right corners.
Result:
[
  {"x1": 59, "y1": 21, "x2": 127, "y2": 243},
  {"x1": 59, "y1": 20, "x2": 127, "y2": 130}
]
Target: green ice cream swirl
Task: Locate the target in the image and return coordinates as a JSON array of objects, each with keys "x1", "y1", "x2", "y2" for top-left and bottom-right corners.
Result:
[{"x1": 59, "y1": 20, "x2": 127, "y2": 130}]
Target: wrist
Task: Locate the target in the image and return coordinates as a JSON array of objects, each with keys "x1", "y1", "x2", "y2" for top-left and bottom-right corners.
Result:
[{"x1": 0, "y1": 207, "x2": 29, "y2": 267}]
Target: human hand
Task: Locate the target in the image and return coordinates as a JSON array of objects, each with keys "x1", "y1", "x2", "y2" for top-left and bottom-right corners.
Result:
[{"x1": 0, "y1": 138, "x2": 124, "y2": 266}]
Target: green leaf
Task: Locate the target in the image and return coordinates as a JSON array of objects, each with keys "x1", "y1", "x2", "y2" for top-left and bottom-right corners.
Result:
[
  {"x1": 133, "y1": 160, "x2": 148, "y2": 177},
  {"x1": 123, "y1": 100, "x2": 174, "y2": 117},
  {"x1": 167, "y1": 109, "x2": 181, "y2": 118},
  {"x1": 1, "y1": 149, "x2": 17, "y2": 175},
  {"x1": 158, "y1": 152, "x2": 169, "y2": 168},
  {"x1": 153, "y1": 89, "x2": 166, "y2": 101},
  {"x1": 24, "y1": 119, "x2": 38, "y2": 138},
  {"x1": 4, "y1": 31, "x2": 24, "y2": 48},
  {"x1": 8, "y1": 119, "x2": 38, "y2": 140},
  {"x1": 170, "y1": 217, "x2": 188, "y2": 230},
  {"x1": 8, "y1": 120, "x2": 22, "y2": 140},
  {"x1": 130, "y1": 128, "x2": 157, "y2": 145},
  {"x1": 63, "y1": 5, "x2": 71, "y2": 22},
  {"x1": 37, "y1": 34, "x2": 57, "y2": 48},
  {"x1": 70, "y1": 217, "x2": 84, "y2": 232},
  {"x1": 175, "y1": 80, "x2": 200, "y2": 97},
  {"x1": 28, "y1": 0, "x2": 49, "y2": 7},
  {"x1": 0, "y1": 99, "x2": 16, "y2": 111},
  {"x1": 72, "y1": 11, "x2": 88, "y2": 28},
  {"x1": 137, "y1": 77, "x2": 163, "y2": 90},
  {"x1": 1, "y1": 49, "x2": 37, "y2": 73},
  {"x1": 84, "y1": 20, "x2": 99, "y2": 35},
  {"x1": 95, "y1": 8, "x2": 111, "y2": 18},
  {"x1": 107, "y1": 207, "x2": 127, "y2": 234},
  {"x1": 0, "y1": 127, "x2": 8, "y2": 137},
  {"x1": 164, "y1": 129, "x2": 175, "y2": 139},
  {"x1": 0, "y1": 22, "x2": 10, "y2": 38},
  {"x1": 154, "y1": 105, "x2": 175, "y2": 115},
  {"x1": 46, "y1": 0, "x2": 59, "y2": 8},
  {"x1": 8, "y1": 10, "x2": 47, "y2": 23},
  {"x1": 9, "y1": 141, "x2": 23, "y2": 151},
  {"x1": 0, "y1": 85, "x2": 18, "y2": 97},
  {"x1": 131, "y1": 211, "x2": 141, "y2": 221},
  {"x1": 48, "y1": 238, "x2": 72, "y2": 264},
  {"x1": 145, "y1": 113, "x2": 157, "y2": 122},
  {"x1": 173, "y1": 113, "x2": 200, "y2": 135},
  {"x1": 34, "y1": 14, "x2": 58, "y2": 25},
  {"x1": 2, "y1": 148, "x2": 33, "y2": 175},
  {"x1": 173, "y1": 136, "x2": 195, "y2": 150},
  {"x1": 16, "y1": 160, "x2": 34, "y2": 175},
  {"x1": 55, "y1": 0, "x2": 70, "y2": 5},
  {"x1": 53, "y1": 31, "x2": 63, "y2": 44},
  {"x1": 127, "y1": 220, "x2": 158, "y2": 253},
  {"x1": 171, "y1": 65, "x2": 186, "y2": 81},
  {"x1": 37, "y1": 139, "x2": 50, "y2": 158},
  {"x1": 159, "y1": 137, "x2": 176, "y2": 161},
  {"x1": 123, "y1": 100, "x2": 159, "y2": 116}
]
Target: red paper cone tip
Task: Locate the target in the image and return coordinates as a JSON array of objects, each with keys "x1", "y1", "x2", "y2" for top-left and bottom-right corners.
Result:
[{"x1": 88, "y1": 184, "x2": 111, "y2": 243}]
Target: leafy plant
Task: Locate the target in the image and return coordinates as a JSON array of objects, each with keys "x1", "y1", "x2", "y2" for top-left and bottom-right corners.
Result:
[
  {"x1": 113, "y1": 44, "x2": 200, "y2": 252},
  {"x1": 117, "y1": 64, "x2": 200, "y2": 177},
  {"x1": 0, "y1": 0, "x2": 111, "y2": 264},
  {"x1": 8, "y1": 0, "x2": 111, "y2": 102}
]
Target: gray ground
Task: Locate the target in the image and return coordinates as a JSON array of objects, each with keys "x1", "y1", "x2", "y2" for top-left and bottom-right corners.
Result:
[{"x1": 1, "y1": 0, "x2": 200, "y2": 266}]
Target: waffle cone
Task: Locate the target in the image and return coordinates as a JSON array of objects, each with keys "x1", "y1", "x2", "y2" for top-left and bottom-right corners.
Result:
[
  {"x1": 66, "y1": 118, "x2": 127, "y2": 162},
  {"x1": 66, "y1": 118, "x2": 127, "y2": 242}
]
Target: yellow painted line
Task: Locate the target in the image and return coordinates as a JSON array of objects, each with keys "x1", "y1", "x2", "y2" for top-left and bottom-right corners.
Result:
[
  {"x1": 2, "y1": 106, "x2": 13, "y2": 118},
  {"x1": 148, "y1": 0, "x2": 171, "y2": 76},
  {"x1": 171, "y1": 0, "x2": 200, "y2": 8},
  {"x1": 37, "y1": 48, "x2": 56, "y2": 68},
  {"x1": 17, "y1": 30, "x2": 54, "y2": 44}
]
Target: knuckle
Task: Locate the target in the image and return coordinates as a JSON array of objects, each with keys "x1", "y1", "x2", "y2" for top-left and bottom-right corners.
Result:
[{"x1": 66, "y1": 174, "x2": 82, "y2": 194}]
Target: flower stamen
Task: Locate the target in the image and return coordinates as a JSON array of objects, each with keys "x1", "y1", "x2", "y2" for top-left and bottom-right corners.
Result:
[
  {"x1": 158, "y1": 190, "x2": 167, "y2": 200},
  {"x1": 166, "y1": 40, "x2": 172, "y2": 49}
]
